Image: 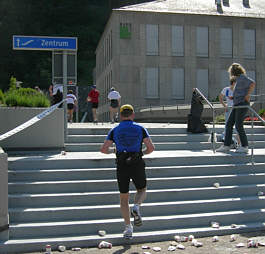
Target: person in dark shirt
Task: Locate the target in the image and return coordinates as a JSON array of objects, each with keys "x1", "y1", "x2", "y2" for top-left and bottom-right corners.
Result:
[
  {"x1": 100, "y1": 104, "x2": 155, "y2": 239},
  {"x1": 217, "y1": 63, "x2": 255, "y2": 153},
  {"x1": 87, "y1": 85, "x2": 99, "y2": 123}
]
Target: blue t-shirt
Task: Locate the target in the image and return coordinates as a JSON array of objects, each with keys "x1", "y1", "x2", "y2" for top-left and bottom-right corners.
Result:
[
  {"x1": 233, "y1": 74, "x2": 254, "y2": 105},
  {"x1": 106, "y1": 120, "x2": 150, "y2": 153}
]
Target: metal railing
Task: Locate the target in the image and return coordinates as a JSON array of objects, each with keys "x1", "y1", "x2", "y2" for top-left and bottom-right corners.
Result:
[
  {"x1": 194, "y1": 88, "x2": 217, "y2": 152},
  {"x1": 194, "y1": 88, "x2": 265, "y2": 164}
]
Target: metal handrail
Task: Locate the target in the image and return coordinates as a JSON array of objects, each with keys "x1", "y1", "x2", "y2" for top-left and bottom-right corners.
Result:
[
  {"x1": 194, "y1": 88, "x2": 217, "y2": 153},
  {"x1": 194, "y1": 88, "x2": 265, "y2": 162}
]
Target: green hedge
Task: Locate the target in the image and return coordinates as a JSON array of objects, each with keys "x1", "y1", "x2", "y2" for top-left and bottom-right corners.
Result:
[{"x1": 4, "y1": 88, "x2": 50, "y2": 107}]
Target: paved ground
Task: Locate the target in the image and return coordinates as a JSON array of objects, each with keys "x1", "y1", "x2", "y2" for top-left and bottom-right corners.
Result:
[{"x1": 29, "y1": 232, "x2": 265, "y2": 254}]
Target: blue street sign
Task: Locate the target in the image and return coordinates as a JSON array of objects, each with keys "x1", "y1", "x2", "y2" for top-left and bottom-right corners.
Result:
[{"x1": 13, "y1": 35, "x2": 77, "y2": 51}]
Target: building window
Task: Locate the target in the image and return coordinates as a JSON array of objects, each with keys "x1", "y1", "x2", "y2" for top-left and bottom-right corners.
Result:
[
  {"x1": 196, "y1": 69, "x2": 209, "y2": 97},
  {"x1": 172, "y1": 25, "x2": 184, "y2": 56},
  {"x1": 146, "y1": 67, "x2": 159, "y2": 98},
  {"x1": 146, "y1": 24, "x2": 159, "y2": 55},
  {"x1": 220, "y1": 70, "x2": 230, "y2": 89},
  {"x1": 220, "y1": 28, "x2": 232, "y2": 58},
  {"x1": 172, "y1": 68, "x2": 184, "y2": 99},
  {"x1": 196, "y1": 27, "x2": 208, "y2": 57},
  {"x1": 244, "y1": 29, "x2": 255, "y2": 59},
  {"x1": 120, "y1": 23, "x2": 131, "y2": 39}
]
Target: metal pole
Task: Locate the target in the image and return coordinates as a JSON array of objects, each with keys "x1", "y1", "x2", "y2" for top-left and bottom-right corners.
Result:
[
  {"x1": 251, "y1": 110, "x2": 254, "y2": 165},
  {"x1": 63, "y1": 51, "x2": 68, "y2": 141},
  {"x1": 76, "y1": 86, "x2": 79, "y2": 123}
]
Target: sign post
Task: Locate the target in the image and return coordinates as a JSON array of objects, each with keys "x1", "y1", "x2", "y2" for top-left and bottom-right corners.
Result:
[{"x1": 13, "y1": 35, "x2": 78, "y2": 142}]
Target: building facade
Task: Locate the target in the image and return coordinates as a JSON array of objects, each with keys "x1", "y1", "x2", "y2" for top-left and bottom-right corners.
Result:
[{"x1": 95, "y1": 0, "x2": 265, "y2": 121}]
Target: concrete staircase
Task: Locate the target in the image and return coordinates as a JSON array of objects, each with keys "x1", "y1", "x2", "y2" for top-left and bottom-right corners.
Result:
[{"x1": 1, "y1": 123, "x2": 265, "y2": 253}]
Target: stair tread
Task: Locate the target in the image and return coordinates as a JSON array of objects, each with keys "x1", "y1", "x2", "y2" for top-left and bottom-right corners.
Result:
[
  {"x1": 9, "y1": 208, "x2": 265, "y2": 227},
  {"x1": 8, "y1": 162, "x2": 265, "y2": 173},
  {"x1": 8, "y1": 183, "x2": 265, "y2": 197},
  {"x1": 8, "y1": 172, "x2": 265, "y2": 184},
  {"x1": 3, "y1": 222, "x2": 265, "y2": 245},
  {"x1": 8, "y1": 195, "x2": 265, "y2": 212}
]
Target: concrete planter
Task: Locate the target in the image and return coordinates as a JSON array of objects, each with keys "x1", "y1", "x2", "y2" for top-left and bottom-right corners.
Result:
[
  {"x1": 0, "y1": 107, "x2": 64, "y2": 150},
  {"x1": 0, "y1": 148, "x2": 8, "y2": 240}
]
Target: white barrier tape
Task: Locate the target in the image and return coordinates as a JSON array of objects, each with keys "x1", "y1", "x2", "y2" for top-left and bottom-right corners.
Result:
[{"x1": 0, "y1": 100, "x2": 65, "y2": 142}]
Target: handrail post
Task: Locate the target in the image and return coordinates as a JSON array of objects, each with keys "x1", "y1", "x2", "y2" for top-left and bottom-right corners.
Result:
[
  {"x1": 251, "y1": 110, "x2": 254, "y2": 165},
  {"x1": 212, "y1": 110, "x2": 216, "y2": 153},
  {"x1": 194, "y1": 88, "x2": 216, "y2": 153}
]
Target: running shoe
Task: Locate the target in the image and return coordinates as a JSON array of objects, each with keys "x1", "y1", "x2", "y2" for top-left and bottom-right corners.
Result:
[
  {"x1": 131, "y1": 209, "x2": 142, "y2": 226},
  {"x1": 216, "y1": 145, "x2": 230, "y2": 152},
  {"x1": 123, "y1": 224, "x2": 133, "y2": 239}
]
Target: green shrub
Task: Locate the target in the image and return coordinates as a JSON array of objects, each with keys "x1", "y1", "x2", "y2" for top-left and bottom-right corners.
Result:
[
  {"x1": 9, "y1": 76, "x2": 17, "y2": 91},
  {"x1": 0, "y1": 89, "x2": 4, "y2": 105},
  {"x1": 5, "y1": 88, "x2": 50, "y2": 107},
  {"x1": 258, "y1": 108, "x2": 265, "y2": 117},
  {"x1": 215, "y1": 114, "x2": 225, "y2": 123}
]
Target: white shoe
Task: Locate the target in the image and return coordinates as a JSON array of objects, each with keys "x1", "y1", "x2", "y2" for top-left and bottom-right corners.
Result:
[
  {"x1": 235, "y1": 146, "x2": 248, "y2": 153},
  {"x1": 216, "y1": 145, "x2": 230, "y2": 152},
  {"x1": 123, "y1": 224, "x2": 133, "y2": 239}
]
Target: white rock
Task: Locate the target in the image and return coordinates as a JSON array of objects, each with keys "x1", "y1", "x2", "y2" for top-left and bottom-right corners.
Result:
[
  {"x1": 236, "y1": 242, "x2": 245, "y2": 248},
  {"x1": 141, "y1": 245, "x2": 150, "y2": 249},
  {"x1": 212, "y1": 236, "x2": 219, "y2": 242},
  {"x1": 168, "y1": 246, "x2": 176, "y2": 251},
  {"x1": 177, "y1": 244, "x2": 185, "y2": 250},
  {"x1": 58, "y1": 245, "x2": 66, "y2": 252},
  {"x1": 152, "y1": 246, "x2": 161, "y2": 252}
]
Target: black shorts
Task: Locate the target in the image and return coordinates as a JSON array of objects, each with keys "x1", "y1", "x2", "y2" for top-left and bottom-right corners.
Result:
[
  {"x1": 110, "y1": 99, "x2": 119, "y2": 108},
  {"x1": 116, "y1": 159, "x2": 146, "y2": 193},
  {"x1": 53, "y1": 91, "x2": 63, "y2": 108},
  {"x1": 67, "y1": 103, "x2": 74, "y2": 110},
  {"x1": 92, "y1": 102, "x2": 98, "y2": 108}
]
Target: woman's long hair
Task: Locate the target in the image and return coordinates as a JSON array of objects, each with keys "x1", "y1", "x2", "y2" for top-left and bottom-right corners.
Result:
[{"x1": 228, "y1": 63, "x2": 246, "y2": 77}]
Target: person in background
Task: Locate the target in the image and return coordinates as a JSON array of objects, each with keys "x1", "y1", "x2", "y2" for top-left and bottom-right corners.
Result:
[
  {"x1": 34, "y1": 86, "x2": 43, "y2": 94},
  {"x1": 108, "y1": 87, "x2": 121, "y2": 123},
  {"x1": 100, "y1": 104, "x2": 155, "y2": 239},
  {"x1": 49, "y1": 83, "x2": 63, "y2": 107},
  {"x1": 219, "y1": 76, "x2": 240, "y2": 146},
  {"x1": 67, "y1": 90, "x2": 77, "y2": 123},
  {"x1": 217, "y1": 63, "x2": 255, "y2": 153},
  {"x1": 87, "y1": 85, "x2": 99, "y2": 123}
]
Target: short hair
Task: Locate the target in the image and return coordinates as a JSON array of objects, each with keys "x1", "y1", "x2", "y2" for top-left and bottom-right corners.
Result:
[
  {"x1": 230, "y1": 76, "x2": 237, "y2": 85},
  {"x1": 121, "y1": 109, "x2": 133, "y2": 117},
  {"x1": 228, "y1": 63, "x2": 246, "y2": 77},
  {"x1": 68, "y1": 90, "x2": 73, "y2": 94},
  {"x1": 110, "y1": 87, "x2": 115, "y2": 91},
  {"x1": 120, "y1": 104, "x2": 134, "y2": 117}
]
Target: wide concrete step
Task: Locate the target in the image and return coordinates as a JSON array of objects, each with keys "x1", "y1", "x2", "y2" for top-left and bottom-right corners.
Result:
[
  {"x1": 8, "y1": 173, "x2": 265, "y2": 194},
  {"x1": 2, "y1": 222, "x2": 265, "y2": 254},
  {"x1": 7, "y1": 149, "x2": 265, "y2": 170},
  {"x1": 8, "y1": 184, "x2": 265, "y2": 208},
  {"x1": 9, "y1": 196, "x2": 265, "y2": 223},
  {"x1": 67, "y1": 124, "x2": 265, "y2": 135},
  {"x1": 9, "y1": 208, "x2": 265, "y2": 239},
  {"x1": 67, "y1": 133, "x2": 265, "y2": 143},
  {"x1": 8, "y1": 163, "x2": 265, "y2": 181},
  {"x1": 65, "y1": 140, "x2": 265, "y2": 152}
]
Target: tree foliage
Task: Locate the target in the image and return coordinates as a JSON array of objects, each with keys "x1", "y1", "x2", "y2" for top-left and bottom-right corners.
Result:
[
  {"x1": 0, "y1": 0, "x2": 151, "y2": 92},
  {"x1": 0, "y1": 0, "x2": 110, "y2": 91}
]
